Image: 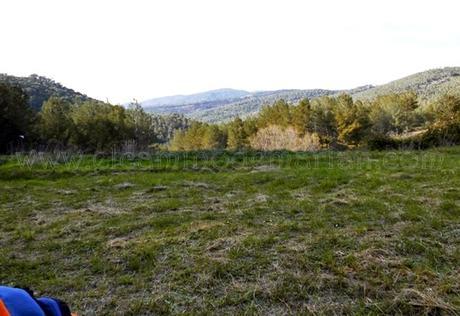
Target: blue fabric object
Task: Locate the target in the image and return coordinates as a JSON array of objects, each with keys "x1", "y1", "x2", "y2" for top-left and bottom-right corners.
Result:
[
  {"x1": 0, "y1": 286, "x2": 45, "y2": 316},
  {"x1": 37, "y1": 298, "x2": 62, "y2": 316}
]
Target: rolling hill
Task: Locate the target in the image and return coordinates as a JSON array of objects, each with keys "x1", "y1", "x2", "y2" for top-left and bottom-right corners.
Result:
[
  {"x1": 351, "y1": 67, "x2": 460, "y2": 103},
  {"x1": 141, "y1": 88, "x2": 251, "y2": 108},
  {"x1": 0, "y1": 73, "x2": 93, "y2": 110},
  {"x1": 3, "y1": 67, "x2": 459, "y2": 122},
  {"x1": 142, "y1": 67, "x2": 460, "y2": 123},
  {"x1": 142, "y1": 86, "x2": 374, "y2": 123},
  {"x1": 143, "y1": 89, "x2": 344, "y2": 123}
]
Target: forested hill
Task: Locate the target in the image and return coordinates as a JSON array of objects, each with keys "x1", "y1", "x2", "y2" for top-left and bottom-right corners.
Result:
[
  {"x1": 141, "y1": 88, "x2": 251, "y2": 108},
  {"x1": 143, "y1": 86, "x2": 374, "y2": 123},
  {"x1": 351, "y1": 67, "x2": 460, "y2": 103},
  {"x1": 186, "y1": 89, "x2": 340, "y2": 123},
  {"x1": 142, "y1": 67, "x2": 460, "y2": 123},
  {"x1": 4, "y1": 67, "x2": 460, "y2": 121},
  {"x1": 144, "y1": 89, "x2": 343, "y2": 123},
  {"x1": 0, "y1": 74, "x2": 94, "y2": 110}
]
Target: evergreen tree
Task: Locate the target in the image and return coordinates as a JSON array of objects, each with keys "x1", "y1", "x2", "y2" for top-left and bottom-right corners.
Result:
[
  {"x1": 39, "y1": 97, "x2": 73, "y2": 146},
  {"x1": 370, "y1": 92, "x2": 420, "y2": 134},
  {"x1": 335, "y1": 96, "x2": 370, "y2": 145},
  {"x1": 227, "y1": 117, "x2": 247, "y2": 150},
  {"x1": 202, "y1": 125, "x2": 226, "y2": 150},
  {"x1": 310, "y1": 97, "x2": 338, "y2": 144},
  {"x1": 432, "y1": 94, "x2": 460, "y2": 125},
  {"x1": 0, "y1": 83, "x2": 35, "y2": 153},
  {"x1": 69, "y1": 101, "x2": 129, "y2": 152},
  {"x1": 292, "y1": 98, "x2": 311, "y2": 135},
  {"x1": 126, "y1": 101, "x2": 157, "y2": 148},
  {"x1": 257, "y1": 99, "x2": 291, "y2": 129}
]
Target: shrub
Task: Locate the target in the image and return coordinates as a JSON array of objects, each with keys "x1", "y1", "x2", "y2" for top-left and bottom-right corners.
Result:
[
  {"x1": 249, "y1": 125, "x2": 320, "y2": 151},
  {"x1": 366, "y1": 134, "x2": 400, "y2": 151},
  {"x1": 418, "y1": 123, "x2": 460, "y2": 148}
]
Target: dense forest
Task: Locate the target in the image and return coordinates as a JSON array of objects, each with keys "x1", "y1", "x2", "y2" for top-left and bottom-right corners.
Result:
[
  {"x1": 169, "y1": 92, "x2": 460, "y2": 151},
  {"x1": 0, "y1": 74, "x2": 93, "y2": 110},
  {"x1": 1, "y1": 79, "x2": 459, "y2": 153},
  {"x1": 0, "y1": 83, "x2": 191, "y2": 153},
  {"x1": 144, "y1": 67, "x2": 460, "y2": 123}
]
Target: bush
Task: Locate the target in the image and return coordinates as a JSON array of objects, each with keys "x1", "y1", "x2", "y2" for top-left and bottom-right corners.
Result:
[
  {"x1": 418, "y1": 123, "x2": 460, "y2": 148},
  {"x1": 366, "y1": 134, "x2": 400, "y2": 151},
  {"x1": 249, "y1": 125, "x2": 320, "y2": 151}
]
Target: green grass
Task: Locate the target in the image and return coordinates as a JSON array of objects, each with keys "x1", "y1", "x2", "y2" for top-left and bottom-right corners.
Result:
[{"x1": 0, "y1": 148, "x2": 459, "y2": 315}]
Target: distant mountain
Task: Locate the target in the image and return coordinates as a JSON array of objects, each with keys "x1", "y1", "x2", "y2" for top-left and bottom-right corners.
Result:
[
  {"x1": 351, "y1": 67, "x2": 460, "y2": 103},
  {"x1": 144, "y1": 89, "x2": 341, "y2": 123},
  {"x1": 0, "y1": 73, "x2": 94, "y2": 110},
  {"x1": 143, "y1": 87, "x2": 375, "y2": 123},
  {"x1": 142, "y1": 67, "x2": 460, "y2": 123},
  {"x1": 187, "y1": 89, "x2": 339, "y2": 123},
  {"x1": 141, "y1": 88, "x2": 251, "y2": 108},
  {"x1": 6, "y1": 67, "x2": 459, "y2": 122}
]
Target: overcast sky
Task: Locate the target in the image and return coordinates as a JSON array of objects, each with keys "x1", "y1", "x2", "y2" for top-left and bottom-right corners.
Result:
[{"x1": 1, "y1": 0, "x2": 459, "y2": 103}]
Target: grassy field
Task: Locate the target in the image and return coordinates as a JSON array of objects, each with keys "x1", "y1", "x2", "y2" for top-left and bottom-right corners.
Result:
[{"x1": 0, "y1": 148, "x2": 459, "y2": 315}]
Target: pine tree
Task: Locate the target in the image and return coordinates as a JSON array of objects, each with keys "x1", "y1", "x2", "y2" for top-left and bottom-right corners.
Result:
[
  {"x1": 39, "y1": 97, "x2": 73, "y2": 146},
  {"x1": 310, "y1": 97, "x2": 338, "y2": 144},
  {"x1": 257, "y1": 99, "x2": 291, "y2": 129},
  {"x1": 292, "y1": 98, "x2": 311, "y2": 135},
  {"x1": 202, "y1": 125, "x2": 226, "y2": 150},
  {"x1": 0, "y1": 83, "x2": 35, "y2": 153},
  {"x1": 227, "y1": 117, "x2": 247, "y2": 150}
]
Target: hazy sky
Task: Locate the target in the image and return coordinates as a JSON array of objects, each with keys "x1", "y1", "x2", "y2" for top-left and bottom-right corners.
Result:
[{"x1": 1, "y1": 0, "x2": 459, "y2": 103}]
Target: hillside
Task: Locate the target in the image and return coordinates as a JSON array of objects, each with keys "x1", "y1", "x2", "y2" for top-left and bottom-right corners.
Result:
[
  {"x1": 190, "y1": 85, "x2": 375, "y2": 123},
  {"x1": 0, "y1": 73, "x2": 93, "y2": 110},
  {"x1": 141, "y1": 88, "x2": 250, "y2": 108},
  {"x1": 4, "y1": 67, "x2": 460, "y2": 121},
  {"x1": 142, "y1": 67, "x2": 460, "y2": 123},
  {"x1": 188, "y1": 89, "x2": 338, "y2": 123},
  {"x1": 145, "y1": 89, "x2": 342, "y2": 123},
  {"x1": 351, "y1": 67, "x2": 460, "y2": 103}
]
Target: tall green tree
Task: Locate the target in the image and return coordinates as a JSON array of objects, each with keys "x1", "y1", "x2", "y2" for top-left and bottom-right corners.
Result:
[
  {"x1": 335, "y1": 95, "x2": 370, "y2": 145},
  {"x1": 310, "y1": 97, "x2": 338, "y2": 144},
  {"x1": 0, "y1": 83, "x2": 35, "y2": 152},
  {"x1": 292, "y1": 98, "x2": 311, "y2": 135},
  {"x1": 202, "y1": 125, "x2": 226, "y2": 150},
  {"x1": 257, "y1": 99, "x2": 291, "y2": 129},
  {"x1": 227, "y1": 117, "x2": 247, "y2": 150},
  {"x1": 370, "y1": 92, "x2": 420, "y2": 134},
  {"x1": 126, "y1": 101, "x2": 157, "y2": 148},
  {"x1": 69, "y1": 101, "x2": 129, "y2": 152},
  {"x1": 39, "y1": 97, "x2": 73, "y2": 146},
  {"x1": 432, "y1": 94, "x2": 460, "y2": 125}
]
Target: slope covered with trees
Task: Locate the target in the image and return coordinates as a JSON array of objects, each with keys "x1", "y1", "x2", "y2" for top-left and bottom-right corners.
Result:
[
  {"x1": 2, "y1": 68, "x2": 460, "y2": 153},
  {"x1": 0, "y1": 82, "x2": 192, "y2": 153},
  {"x1": 351, "y1": 67, "x2": 460, "y2": 103},
  {"x1": 141, "y1": 88, "x2": 251, "y2": 108},
  {"x1": 0, "y1": 74, "x2": 93, "y2": 110},
  {"x1": 145, "y1": 89, "x2": 345, "y2": 123},
  {"x1": 169, "y1": 91, "x2": 460, "y2": 152},
  {"x1": 143, "y1": 67, "x2": 460, "y2": 123}
]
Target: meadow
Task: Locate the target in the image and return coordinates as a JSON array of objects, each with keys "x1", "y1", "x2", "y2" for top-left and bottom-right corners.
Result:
[{"x1": 0, "y1": 148, "x2": 459, "y2": 315}]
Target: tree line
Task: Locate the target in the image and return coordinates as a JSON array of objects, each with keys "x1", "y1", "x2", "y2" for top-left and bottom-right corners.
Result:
[
  {"x1": 0, "y1": 83, "x2": 190, "y2": 153},
  {"x1": 1, "y1": 82, "x2": 459, "y2": 154},
  {"x1": 170, "y1": 92, "x2": 460, "y2": 151}
]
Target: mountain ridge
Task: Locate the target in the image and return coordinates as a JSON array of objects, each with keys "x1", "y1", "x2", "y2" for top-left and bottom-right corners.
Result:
[
  {"x1": 2, "y1": 67, "x2": 459, "y2": 123},
  {"x1": 142, "y1": 67, "x2": 460, "y2": 123},
  {"x1": 141, "y1": 88, "x2": 251, "y2": 108},
  {"x1": 0, "y1": 73, "x2": 94, "y2": 110}
]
